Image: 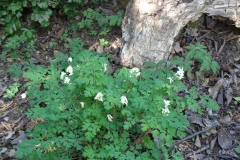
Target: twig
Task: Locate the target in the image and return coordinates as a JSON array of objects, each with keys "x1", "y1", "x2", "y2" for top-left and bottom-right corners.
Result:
[
  {"x1": 167, "y1": 123, "x2": 218, "y2": 153},
  {"x1": 196, "y1": 31, "x2": 211, "y2": 41},
  {"x1": 186, "y1": 144, "x2": 209, "y2": 157},
  {"x1": 217, "y1": 37, "x2": 226, "y2": 55}
]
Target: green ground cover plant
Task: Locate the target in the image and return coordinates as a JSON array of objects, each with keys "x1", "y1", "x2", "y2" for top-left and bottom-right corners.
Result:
[
  {"x1": 15, "y1": 38, "x2": 219, "y2": 159},
  {"x1": 0, "y1": 28, "x2": 36, "y2": 61},
  {"x1": 0, "y1": 0, "x2": 107, "y2": 36},
  {"x1": 70, "y1": 8, "x2": 123, "y2": 35},
  {"x1": 3, "y1": 83, "x2": 21, "y2": 99}
]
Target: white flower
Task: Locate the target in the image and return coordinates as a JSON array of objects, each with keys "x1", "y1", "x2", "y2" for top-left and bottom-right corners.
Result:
[
  {"x1": 66, "y1": 65, "x2": 73, "y2": 76},
  {"x1": 35, "y1": 144, "x2": 41, "y2": 148},
  {"x1": 94, "y1": 92, "x2": 103, "y2": 102},
  {"x1": 60, "y1": 71, "x2": 66, "y2": 80},
  {"x1": 164, "y1": 99, "x2": 170, "y2": 108},
  {"x1": 176, "y1": 67, "x2": 184, "y2": 80},
  {"x1": 21, "y1": 93, "x2": 26, "y2": 99},
  {"x1": 80, "y1": 102, "x2": 84, "y2": 108},
  {"x1": 162, "y1": 107, "x2": 170, "y2": 116},
  {"x1": 120, "y1": 95, "x2": 128, "y2": 106},
  {"x1": 64, "y1": 77, "x2": 71, "y2": 84},
  {"x1": 68, "y1": 57, "x2": 72, "y2": 62},
  {"x1": 162, "y1": 99, "x2": 170, "y2": 116},
  {"x1": 103, "y1": 63, "x2": 107, "y2": 72},
  {"x1": 167, "y1": 77, "x2": 174, "y2": 83},
  {"x1": 130, "y1": 67, "x2": 141, "y2": 77},
  {"x1": 107, "y1": 114, "x2": 113, "y2": 122}
]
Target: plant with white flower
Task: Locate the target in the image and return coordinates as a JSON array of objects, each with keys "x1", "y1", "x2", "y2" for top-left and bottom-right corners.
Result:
[
  {"x1": 103, "y1": 63, "x2": 107, "y2": 72},
  {"x1": 120, "y1": 95, "x2": 128, "y2": 106},
  {"x1": 162, "y1": 107, "x2": 170, "y2": 116},
  {"x1": 164, "y1": 99, "x2": 170, "y2": 108},
  {"x1": 60, "y1": 71, "x2": 66, "y2": 80},
  {"x1": 167, "y1": 77, "x2": 174, "y2": 83},
  {"x1": 94, "y1": 92, "x2": 103, "y2": 102},
  {"x1": 66, "y1": 66, "x2": 73, "y2": 76},
  {"x1": 64, "y1": 77, "x2": 71, "y2": 84},
  {"x1": 162, "y1": 99, "x2": 170, "y2": 116},
  {"x1": 68, "y1": 57, "x2": 72, "y2": 62},
  {"x1": 129, "y1": 67, "x2": 141, "y2": 78},
  {"x1": 107, "y1": 114, "x2": 113, "y2": 122},
  {"x1": 21, "y1": 93, "x2": 26, "y2": 99},
  {"x1": 176, "y1": 67, "x2": 184, "y2": 80},
  {"x1": 80, "y1": 102, "x2": 84, "y2": 108}
]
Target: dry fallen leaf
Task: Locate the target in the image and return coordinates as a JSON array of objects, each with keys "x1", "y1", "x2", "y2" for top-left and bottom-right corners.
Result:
[
  {"x1": 208, "y1": 79, "x2": 225, "y2": 99},
  {"x1": 195, "y1": 135, "x2": 201, "y2": 148},
  {"x1": 56, "y1": 27, "x2": 64, "y2": 38},
  {"x1": 171, "y1": 41, "x2": 183, "y2": 53},
  {"x1": 0, "y1": 82, "x2": 3, "y2": 96},
  {"x1": 218, "y1": 128, "x2": 232, "y2": 149},
  {"x1": 225, "y1": 87, "x2": 233, "y2": 107},
  {"x1": 186, "y1": 27, "x2": 199, "y2": 37},
  {"x1": 210, "y1": 137, "x2": 217, "y2": 149},
  {"x1": 3, "y1": 131, "x2": 15, "y2": 141},
  {"x1": 186, "y1": 111, "x2": 205, "y2": 127},
  {"x1": 10, "y1": 131, "x2": 27, "y2": 145},
  {"x1": 1, "y1": 122, "x2": 12, "y2": 131},
  {"x1": 5, "y1": 149, "x2": 16, "y2": 158}
]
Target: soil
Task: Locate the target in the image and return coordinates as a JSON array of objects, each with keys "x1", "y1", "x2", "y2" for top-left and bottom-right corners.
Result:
[{"x1": 0, "y1": 1, "x2": 240, "y2": 160}]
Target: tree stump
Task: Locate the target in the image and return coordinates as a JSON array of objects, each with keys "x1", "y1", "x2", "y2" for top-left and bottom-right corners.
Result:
[{"x1": 121, "y1": 0, "x2": 240, "y2": 68}]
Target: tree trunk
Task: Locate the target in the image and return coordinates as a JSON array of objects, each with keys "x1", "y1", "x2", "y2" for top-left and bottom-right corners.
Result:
[{"x1": 121, "y1": 0, "x2": 240, "y2": 68}]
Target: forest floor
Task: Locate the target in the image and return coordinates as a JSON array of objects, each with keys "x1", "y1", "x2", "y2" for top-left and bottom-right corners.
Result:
[{"x1": 0, "y1": 1, "x2": 240, "y2": 159}]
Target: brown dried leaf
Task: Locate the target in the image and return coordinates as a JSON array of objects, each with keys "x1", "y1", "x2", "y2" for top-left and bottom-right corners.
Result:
[
  {"x1": 225, "y1": 87, "x2": 233, "y2": 107},
  {"x1": 172, "y1": 42, "x2": 183, "y2": 53},
  {"x1": 0, "y1": 82, "x2": 5, "y2": 96},
  {"x1": 232, "y1": 63, "x2": 240, "y2": 70},
  {"x1": 186, "y1": 27, "x2": 199, "y2": 37},
  {"x1": 218, "y1": 128, "x2": 232, "y2": 149},
  {"x1": 56, "y1": 27, "x2": 64, "y2": 38},
  {"x1": 195, "y1": 135, "x2": 201, "y2": 148},
  {"x1": 186, "y1": 111, "x2": 205, "y2": 127},
  {"x1": 1, "y1": 122, "x2": 12, "y2": 131},
  {"x1": 208, "y1": 79, "x2": 225, "y2": 99},
  {"x1": 3, "y1": 131, "x2": 15, "y2": 141},
  {"x1": 210, "y1": 137, "x2": 217, "y2": 149},
  {"x1": 5, "y1": 149, "x2": 16, "y2": 158},
  {"x1": 10, "y1": 131, "x2": 27, "y2": 145}
]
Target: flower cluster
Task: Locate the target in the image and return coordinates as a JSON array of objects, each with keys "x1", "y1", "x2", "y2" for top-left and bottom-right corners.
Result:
[
  {"x1": 94, "y1": 92, "x2": 103, "y2": 102},
  {"x1": 129, "y1": 67, "x2": 141, "y2": 78},
  {"x1": 103, "y1": 63, "x2": 107, "y2": 72},
  {"x1": 107, "y1": 114, "x2": 113, "y2": 122},
  {"x1": 167, "y1": 67, "x2": 184, "y2": 84},
  {"x1": 21, "y1": 93, "x2": 26, "y2": 99},
  {"x1": 162, "y1": 99, "x2": 170, "y2": 116},
  {"x1": 60, "y1": 57, "x2": 74, "y2": 84},
  {"x1": 176, "y1": 67, "x2": 184, "y2": 80},
  {"x1": 120, "y1": 95, "x2": 128, "y2": 106},
  {"x1": 66, "y1": 66, "x2": 73, "y2": 76},
  {"x1": 80, "y1": 102, "x2": 84, "y2": 108}
]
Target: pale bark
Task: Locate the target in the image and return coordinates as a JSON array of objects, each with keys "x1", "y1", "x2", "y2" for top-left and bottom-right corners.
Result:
[{"x1": 121, "y1": 0, "x2": 240, "y2": 68}]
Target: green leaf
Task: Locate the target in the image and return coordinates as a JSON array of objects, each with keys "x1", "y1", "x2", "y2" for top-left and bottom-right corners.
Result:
[
  {"x1": 233, "y1": 97, "x2": 240, "y2": 102},
  {"x1": 143, "y1": 136, "x2": 153, "y2": 149},
  {"x1": 235, "y1": 143, "x2": 240, "y2": 153},
  {"x1": 7, "y1": 2, "x2": 22, "y2": 14},
  {"x1": 31, "y1": 8, "x2": 52, "y2": 27}
]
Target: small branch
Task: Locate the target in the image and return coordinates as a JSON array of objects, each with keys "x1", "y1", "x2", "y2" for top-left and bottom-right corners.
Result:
[{"x1": 167, "y1": 123, "x2": 218, "y2": 153}]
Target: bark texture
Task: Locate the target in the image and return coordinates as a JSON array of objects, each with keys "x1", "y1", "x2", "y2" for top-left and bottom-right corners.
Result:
[{"x1": 121, "y1": 0, "x2": 240, "y2": 68}]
